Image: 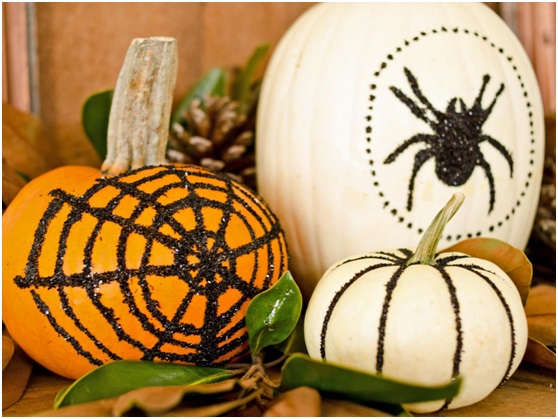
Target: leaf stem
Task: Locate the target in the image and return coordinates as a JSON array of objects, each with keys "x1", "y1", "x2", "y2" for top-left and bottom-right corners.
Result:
[{"x1": 407, "y1": 193, "x2": 465, "y2": 266}]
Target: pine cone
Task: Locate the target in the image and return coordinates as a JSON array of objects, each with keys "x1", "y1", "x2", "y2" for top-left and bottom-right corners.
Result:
[{"x1": 167, "y1": 94, "x2": 257, "y2": 190}]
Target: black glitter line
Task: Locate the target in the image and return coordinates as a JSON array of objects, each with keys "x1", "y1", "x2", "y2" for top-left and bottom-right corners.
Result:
[
  {"x1": 144, "y1": 290, "x2": 198, "y2": 361},
  {"x1": 366, "y1": 26, "x2": 536, "y2": 238},
  {"x1": 437, "y1": 266, "x2": 463, "y2": 411},
  {"x1": 449, "y1": 263, "x2": 518, "y2": 386},
  {"x1": 30, "y1": 290, "x2": 103, "y2": 366},
  {"x1": 18, "y1": 164, "x2": 287, "y2": 367},
  {"x1": 15, "y1": 265, "x2": 197, "y2": 290},
  {"x1": 58, "y1": 289, "x2": 121, "y2": 360},
  {"x1": 49, "y1": 189, "x2": 184, "y2": 251},
  {"x1": 320, "y1": 261, "x2": 397, "y2": 360},
  {"x1": 22, "y1": 198, "x2": 65, "y2": 284},
  {"x1": 376, "y1": 264, "x2": 407, "y2": 372}
]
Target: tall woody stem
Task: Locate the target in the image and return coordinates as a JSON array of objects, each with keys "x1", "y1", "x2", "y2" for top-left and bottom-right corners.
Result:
[{"x1": 101, "y1": 37, "x2": 178, "y2": 175}]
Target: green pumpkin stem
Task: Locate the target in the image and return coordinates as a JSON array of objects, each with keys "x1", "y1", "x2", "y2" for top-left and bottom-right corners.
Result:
[
  {"x1": 101, "y1": 37, "x2": 178, "y2": 176},
  {"x1": 407, "y1": 193, "x2": 465, "y2": 266}
]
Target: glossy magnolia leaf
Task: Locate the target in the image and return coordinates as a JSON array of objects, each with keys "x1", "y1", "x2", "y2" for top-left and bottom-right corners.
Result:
[
  {"x1": 230, "y1": 43, "x2": 269, "y2": 113},
  {"x1": 442, "y1": 237, "x2": 532, "y2": 305},
  {"x1": 36, "y1": 378, "x2": 239, "y2": 416},
  {"x1": 273, "y1": 313, "x2": 308, "y2": 355},
  {"x1": 82, "y1": 89, "x2": 114, "y2": 160},
  {"x1": 281, "y1": 353, "x2": 461, "y2": 405},
  {"x1": 246, "y1": 271, "x2": 303, "y2": 357},
  {"x1": 171, "y1": 67, "x2": 227, "y2": 125},
  {"x1": 54, "y1": 360, "x2": 233, "y2": 408}
]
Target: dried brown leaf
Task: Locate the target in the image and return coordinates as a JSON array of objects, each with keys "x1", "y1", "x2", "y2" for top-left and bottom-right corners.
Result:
[
  {"x1": 168, "y1": 390, "x2": 259, "y2": 417},
  {"x1": 442, "y1": 238, "x2": 532, "y2": 305},
  {"x1": 263, "y1": 386, "x2": 321, "y2": 417},
  {"x1": 2, "y1": 158, "x2": 29, "y2": 205},
  {"x1": 525, "y1": 285, "x2": 556, "y2": 346},
  {"x1": 321, "y1": 399, "x2": 393, "y2": 417},
  {"x1": 112, "y1": 378, "x2": 238, "y2": 416},
  {"x1": 2, "y1": 343, "x2": 34, "y2": 410},
  {"x1": 523, "y1": 337, "x2": 556, "y2": 370},
  {"x1": 525, "y1": 284, "x2": 556, "y2": 316},
  {"x1": 2, "y1": 103, "x2": 59, "y2": 178},
  {"x1": 2, "y1": 335, "x2": 15, "y2": 370},
  {"x1": 32, "y1": 398, "x2": 117, "y2": 416}
]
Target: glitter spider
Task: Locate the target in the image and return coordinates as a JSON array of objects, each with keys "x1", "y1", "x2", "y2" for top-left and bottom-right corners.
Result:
[{"x1": 384, "y1": 67, "x2": 513, "y2": 214}]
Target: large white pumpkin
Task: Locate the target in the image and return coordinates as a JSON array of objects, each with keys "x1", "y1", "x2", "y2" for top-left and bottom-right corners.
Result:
[{"x1": 256, "y1": 2, "x2": 544, "y2": 298}]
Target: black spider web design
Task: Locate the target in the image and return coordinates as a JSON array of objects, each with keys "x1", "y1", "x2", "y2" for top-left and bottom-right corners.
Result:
[{"x1": 14, "y1": 165, "x2": 287, "y2": 366}]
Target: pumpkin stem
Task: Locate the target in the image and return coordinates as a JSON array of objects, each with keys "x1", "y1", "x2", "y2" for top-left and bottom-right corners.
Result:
[
  {"x1": 101, "y1": 37, "x2": 178, "y2": 175},
  {"x1": 407, "y1": 193, "x2": 465, "y2": 266}
]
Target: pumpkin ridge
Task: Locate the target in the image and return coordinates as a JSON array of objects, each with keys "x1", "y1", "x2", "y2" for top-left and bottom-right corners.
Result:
[
  {"x1": 319, "y1": 261, "x2": 397, "y2": 360},
  {"x1": 30, "y1": 290, "x2": 104, "y2": 366},
  {"x1": 449, "y1": 264, "x2": 518, "y2": 387}
]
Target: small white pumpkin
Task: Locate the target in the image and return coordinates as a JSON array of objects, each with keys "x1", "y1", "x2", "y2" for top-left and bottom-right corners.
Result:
[
  {"x1": 304, "y1": 194, "x2": 528, "y2": 413},
  {"x1": 256, "y1": 2, "x2": 544, "y2": 299}
]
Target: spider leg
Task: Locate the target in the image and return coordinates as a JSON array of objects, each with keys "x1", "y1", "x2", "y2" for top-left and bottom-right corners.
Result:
[
  {"x1": 473, "y1": 75, "x2": 491, "y2": 108},
  {"x1": 472, "y1": 75, "x2": 505, "y2": 124},
  {"x1": 477, "y1": 155, "x2": 496, "y2": 214},
  {"x1": 406, "y1": 148, "x2": 435, "y2": 211},
  {"x1": 384, "y1": 134, "x2": 434, "y2": 164},
  {"x1": 390, "y1": 86, "x2": 430, "y2": 124},
  {"x1": 483, "y1": 83, "x2": 505, "y2": 118},
  {"x1": 480, "y1": 134, "x2": 513, "y2": 177},
  {"x1": 447, "y1": 98, "x2": 457, "y2": 113},
  {"x1": 403, "y1": 67, "x2": 443, "y2": 120}
]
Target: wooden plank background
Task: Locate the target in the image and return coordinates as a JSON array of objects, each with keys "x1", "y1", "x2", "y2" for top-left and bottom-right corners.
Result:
[
  {"x1": 6, "y1": 2, "x2": 315, "y2": 167},
  {"x1": 2, "y1": 2, "x2": 555, "y2": 167}
]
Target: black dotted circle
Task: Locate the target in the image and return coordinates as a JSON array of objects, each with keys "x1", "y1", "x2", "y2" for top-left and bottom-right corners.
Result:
[{"x1": 365, "y1": 26, "x2": 536, "y2": 237}]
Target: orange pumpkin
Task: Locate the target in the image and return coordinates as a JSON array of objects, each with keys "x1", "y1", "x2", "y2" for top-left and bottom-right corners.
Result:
[{"x1": 2, "y1": 38, "x2": 289, "y2": 379}]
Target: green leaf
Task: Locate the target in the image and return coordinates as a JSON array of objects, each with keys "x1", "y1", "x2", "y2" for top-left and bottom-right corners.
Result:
[
  {"x1": 81, "y1": 89, "x2": 113, "y2": 160},
  {"x1": 171, "y1": 67, "x2": 227, "y2": 125},
  {"x1": 230, "y1": 43, "x2": 269, "y2": 113},
  {"x1": 273, "y1": 313, "x2": 307, "y2": 355},
  {"x1": 54, "y1": 360, "x2": 234, "y2": 408},
  {"x1": 281, "y1": 353, "x2": 462, "y2": 405},
  {"x1": 246, "y1": 271, "x2": 303, "y2": 358}
]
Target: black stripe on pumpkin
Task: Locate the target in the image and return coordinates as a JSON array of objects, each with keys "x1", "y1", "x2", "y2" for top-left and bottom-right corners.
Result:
[
  {"x1": 376, "y1": 264, "x2": 408, "y2": 372},
  {"x1": 320, "y1": 257, "x2": 403, "y2": 360},
  {"x1": 320, "y1": 250, "x2": 412, "y2": 361},
  {"x1": 437, "y1": 266, "x2": 464, "y2": 411},
  {"x1": 450, "y1": 264, "x2": 518, "y2": 387}
]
